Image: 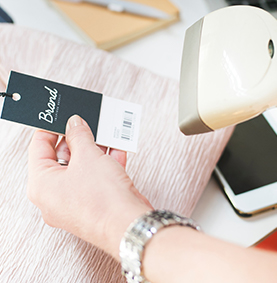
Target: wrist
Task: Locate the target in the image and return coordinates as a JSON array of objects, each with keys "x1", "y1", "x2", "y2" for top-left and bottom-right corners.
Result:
[
  {"x1": 85, "y1": 189, "x2": 152, "y2": 260},
  {"x1": 108, "y1": 203, "x2": 152, "y2": 260},
  {"x1": 104, "y1": 185, "x2": 153, "y2": 260}
]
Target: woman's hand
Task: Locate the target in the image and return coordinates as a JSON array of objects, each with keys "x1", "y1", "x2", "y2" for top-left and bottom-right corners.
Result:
[
  {"x1": 27, "y1": 115, "x2": 152, "y2": 259},
  {"x1": 27, "y1": 116, "x2": 277, "y2": 283}
]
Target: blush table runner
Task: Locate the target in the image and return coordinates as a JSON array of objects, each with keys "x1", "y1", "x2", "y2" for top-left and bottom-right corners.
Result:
[{"x1": 0, "y1": 24, "x2": 233, "y2": 282}]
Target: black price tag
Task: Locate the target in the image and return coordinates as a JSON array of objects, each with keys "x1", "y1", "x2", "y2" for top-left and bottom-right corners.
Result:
[
  {"x1": 0, "y1": 71, "x2": 141, "y2": 152},
  {"x1": 1, "y1": 71, "x2": 102, "y2": 138}
]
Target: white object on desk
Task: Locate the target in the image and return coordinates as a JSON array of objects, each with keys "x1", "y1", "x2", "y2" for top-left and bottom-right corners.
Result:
[{"x1": 58, "y1": 0, "x2": 171, "y2": 19}]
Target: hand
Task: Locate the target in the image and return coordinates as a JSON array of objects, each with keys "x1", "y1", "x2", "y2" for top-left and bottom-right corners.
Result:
[{"x1": 27, "y1": 115, "x2": 152, "y2": 259}]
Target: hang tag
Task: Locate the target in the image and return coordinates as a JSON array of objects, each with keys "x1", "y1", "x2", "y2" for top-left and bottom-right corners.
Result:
[{"x1": 1, "y1": 71, "x2": 141, "y2": 153}]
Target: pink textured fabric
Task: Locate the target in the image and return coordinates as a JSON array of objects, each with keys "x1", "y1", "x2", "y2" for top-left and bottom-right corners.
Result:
[{"x1": 0, "y1": 24, "x2": 233, "y2": 282}]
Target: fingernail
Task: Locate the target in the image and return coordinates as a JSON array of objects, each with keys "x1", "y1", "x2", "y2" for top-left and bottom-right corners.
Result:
[{"x1": 66, "y1": 115, "x2": 83, "y2": 132}]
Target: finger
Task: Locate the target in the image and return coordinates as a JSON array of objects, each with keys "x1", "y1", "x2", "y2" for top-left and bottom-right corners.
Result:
[
  {"x1": 56, "y1": 136, "x2": 71, "y2": 164},
  {"x1": 29, "y1": 130, "x2": 59, "y2": 170},
  {"x1": 65, "y1": 115, "x2": 104, "y2": 162},
  {"x1": 109, "y1": 148, "x2": 127, "y2": 169}
]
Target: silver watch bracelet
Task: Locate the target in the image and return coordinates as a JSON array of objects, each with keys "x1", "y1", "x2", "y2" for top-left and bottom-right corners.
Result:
[{"x1": 119, "y1": 210, "x2": 202, "y2": 283}]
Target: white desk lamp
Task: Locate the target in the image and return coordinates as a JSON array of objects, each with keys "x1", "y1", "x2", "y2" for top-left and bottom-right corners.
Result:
[{"x1": 179, "y1": 6, "x2": 277, "y2": 135}]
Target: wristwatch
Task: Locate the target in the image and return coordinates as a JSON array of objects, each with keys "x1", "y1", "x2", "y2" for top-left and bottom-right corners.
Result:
[{"x1": 119, "y1": 210, "x2": 201, "y2": 283}]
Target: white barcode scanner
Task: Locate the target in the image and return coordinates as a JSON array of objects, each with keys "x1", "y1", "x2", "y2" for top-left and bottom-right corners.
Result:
[{"x1": 179, "y1": 6, "x2": 277, "y2": 135}]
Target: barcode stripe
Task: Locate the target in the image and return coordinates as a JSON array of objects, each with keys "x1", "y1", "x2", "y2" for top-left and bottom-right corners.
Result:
[{"x1": 121, "y1": 111, "x2": 134, "y2": 141}]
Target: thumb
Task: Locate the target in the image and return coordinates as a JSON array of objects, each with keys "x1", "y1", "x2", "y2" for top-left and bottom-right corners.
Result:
[{"x1": 65, "y1": 115, "x2": 101, "y2": 161}]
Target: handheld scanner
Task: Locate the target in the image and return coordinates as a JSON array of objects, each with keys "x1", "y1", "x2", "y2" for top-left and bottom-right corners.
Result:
[{"x1": 179, "y1": 6, "x2": 277, "y2": 135}]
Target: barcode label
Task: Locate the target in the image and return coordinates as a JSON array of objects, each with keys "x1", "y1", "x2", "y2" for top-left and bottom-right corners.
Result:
[
  {"x1": 96, "y1": 96, "x2": 141, "y2": 152},
  {"x1": 121, "y1": 111, "x2": 134, "y2": 141}
]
